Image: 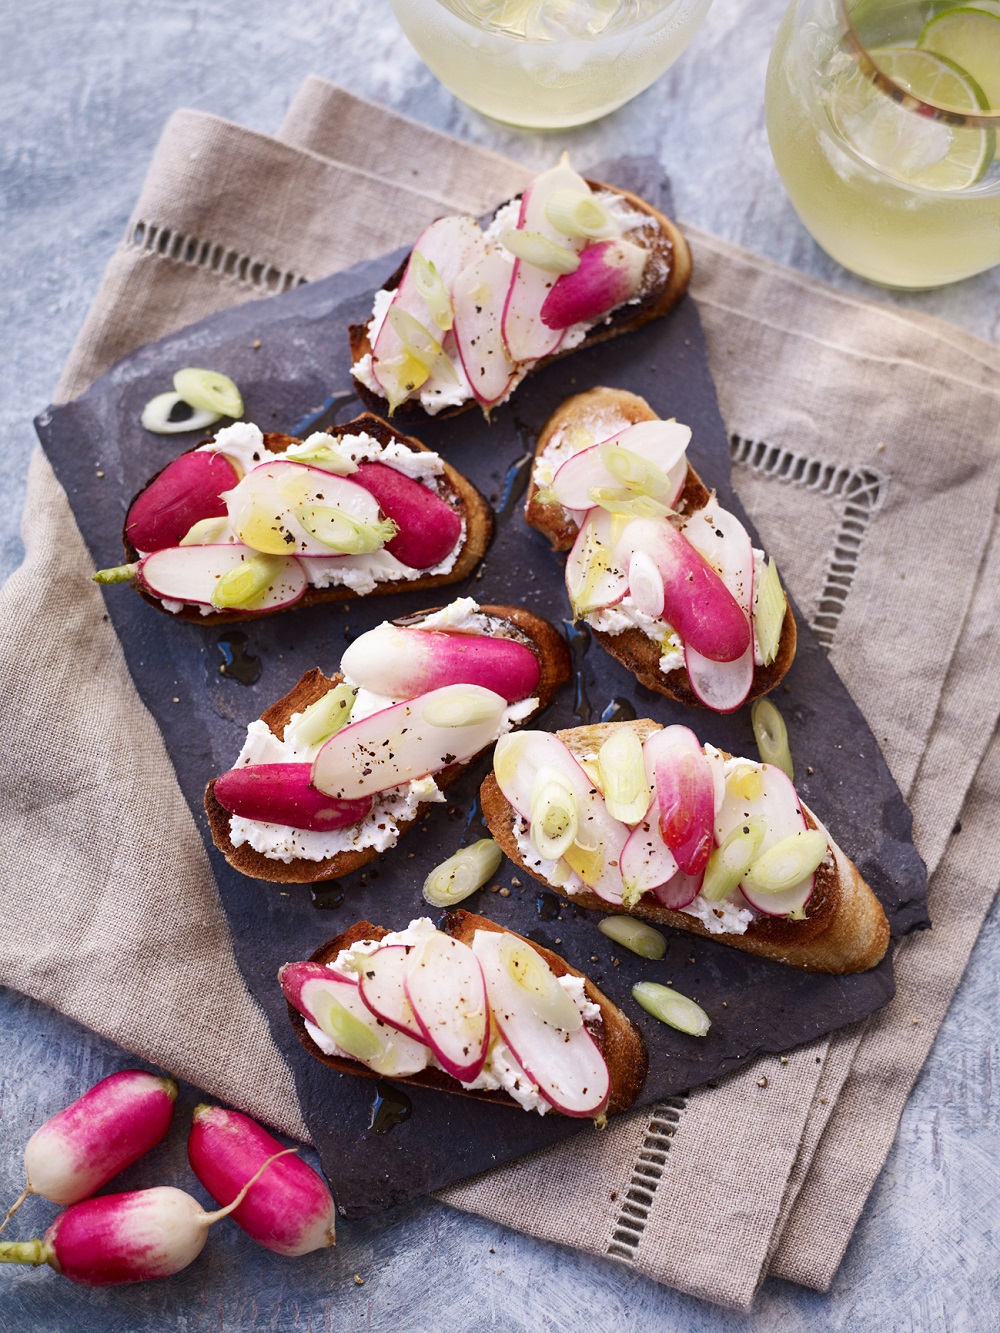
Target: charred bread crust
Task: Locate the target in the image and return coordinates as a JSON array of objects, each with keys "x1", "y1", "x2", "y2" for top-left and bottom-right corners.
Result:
[
  {"x1": 347, "y1": 180, "x2": 692, "y2": 424},
  {"x1": 204, "y1": 604, "x2": 572, "y2": 884},
  {"x1": 123, "y1": 414, "x2": 493, "y2": 625},
  {"x1": 479, "y1": 720, "x2": 890, "y2": 975},
  {"x1": 524, "y1": 387, "x2": 797, "y2": 707},
  {"x1": 285, "y1": 910, "x2": 648, "y2": 1115}
]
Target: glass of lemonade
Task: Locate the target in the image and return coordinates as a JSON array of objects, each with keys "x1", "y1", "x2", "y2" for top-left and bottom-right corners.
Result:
[
  {"x1": 765, "y1": 0, "x2": 1000, "y2": 288},
  {"x1": 389, "y1": 0, "x2": 714, "y2": 129}
]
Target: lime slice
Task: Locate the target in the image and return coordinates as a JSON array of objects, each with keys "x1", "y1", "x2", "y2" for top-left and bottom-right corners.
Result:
[
  {"x1": 828, "y1": 46, "x2": 994, "y2": 189},
  {"x1": 967, "y1": 0, "x2": 1000, "y2": 18},
  {"x1": 919, "y1": 7, "x2": 1000, "y2": 108}
]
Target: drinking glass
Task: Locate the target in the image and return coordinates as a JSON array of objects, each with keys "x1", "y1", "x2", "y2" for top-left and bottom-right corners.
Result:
[
  {"x1": 765, "y1": 0, "x2": 1000, "y2": 288},
  {"x1": 389, "y1": 0, "x2": 714, "y2": 129}
]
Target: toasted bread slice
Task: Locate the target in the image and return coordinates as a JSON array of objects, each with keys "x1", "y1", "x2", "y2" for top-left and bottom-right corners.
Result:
[
  {"x1": 348, "y1": 179, "x2": 692, "y2": 424},
  {"x1": 285, "y1": 910, "x2": 648, "y2": 1115},
  {"x1": 480, "y1": 720, "x2": 890, "y2": 975},
  {"x1": 123, "y1": 413, "x2": 493, "y2": 625},
  {"x1": 205, "y1": 604, "x2": 571, "y2": 884},
  {"x1": 525, "y1": 387, "x2": 797, "y2": 709}
]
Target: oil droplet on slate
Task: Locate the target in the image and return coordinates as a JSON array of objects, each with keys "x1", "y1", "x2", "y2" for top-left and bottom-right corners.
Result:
[
  {"x1": 601, "y1": 696, "x2": 637, "y2": 724},
  {"x1": 368, "y1": 1083, "x2": 412, "y2": 1134},
  {"x1": 311, "y1": 884, "x2": 345, "y2": 910},
  {"x1": 217, "y1": 632, "x2": 261, "y2": 685},
  {"x1": 563, "y1": 620, "x2": 592, "y2": 724}
]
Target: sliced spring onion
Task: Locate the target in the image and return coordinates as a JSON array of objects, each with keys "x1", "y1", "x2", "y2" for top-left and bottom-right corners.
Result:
[
  {"x1": 563, "y1": 837, "x2": 603, "y2": 887},
  {"x1": 294, "y1": 506, "x2": 397, "y2": 555},
  {"x1": 287, "y1": 441, "x2": 358, "y2": 475},
  {"x1": 210, "y1": 554, "x2": 285, "y2": 610},
  {"x1": 598, "y1": 916, "x2": 666, "y2": 960},
  {"x1": 751, "y1": 698, "x2": 793, "y2": 780},
  {"x1": 309, "y1": 988, "x2": 383, "y2": 1063},
  {"x1": 173, "y1": 368, "x2": 244, "y2": 420},
  {"x1": 499, "y1": 934, "x2": 582, "y2": 1032},
  {"x1": 179, "y1": 516, "x2": 230, "y2": 546},
  {"x1": 285, "y1": 684, "x2": 357, "y2": 751},
  {"x1": 140, "y1": 391, "x2": 220, "y2": 436},
  {"x1": 422, "y1": 690, "x2": 501, "y2": 729},
  {"x1": 597, "y1": 728, "x2": 651, "y2": 825},
  {"x1": 571, "y1": 530, "x2": 612, "y2": 618},
  {"x1": 422, "y1": 839, "x2": 503, "y2": 908},
  {"x1": 744, "y1": 829, "x2": 827, "y2": 895},
  {"x1": 544, "y1": 188, "x2": 621, "y2": 241},
  {"x1": 589, "y1": 487, "x2": 671, "y2": 521},
  {"x1": 702, "y1": 817, "x2": 767, "y2": 902},
  {"x1": 92, "y1": 562, "x2": 138, "y2": 585},
  {"x1": 530, "y1": 768, "x2": 579, "y2": 861},
  {"x1": 726, "y1": 762, "x2": 765, "y2": 803},
  {"x1": 500, "y1": 227, "x2": 580, "y2": 274},
  {"x1": 632, "y1": 982, "x2": 711, "y2": 1037},
  {"x1": 376, "y1": 350, "x2": 431, "y2": 415},
  {"x1": 533, "y1": 485, "x2": 560, "y2": 507},
  {"x1": 601, "y1": 442, "x2": 672, "y2": 498},
  {"x1": 411, "y1": 251, "x2": 454, "y2": 331},
  {"x1": 385, "y1": 306, "x2": 458, "y2": 383},
  {"x1": 753, "y1": 559, "x2": 787, "y2": 668}
]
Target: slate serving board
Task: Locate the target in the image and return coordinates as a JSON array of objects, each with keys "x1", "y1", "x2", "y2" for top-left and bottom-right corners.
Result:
[{"x1": 35, "y1": 157, "x2": 928, "y2": 1218}]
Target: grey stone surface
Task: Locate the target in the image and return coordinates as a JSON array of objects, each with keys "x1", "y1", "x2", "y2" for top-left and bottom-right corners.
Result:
[{"x1": 0, "y1": 0, "x2": 997, "y2": 1327}]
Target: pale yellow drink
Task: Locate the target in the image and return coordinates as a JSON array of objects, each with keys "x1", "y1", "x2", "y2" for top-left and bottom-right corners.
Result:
[
  {"x1": 765, "y1": 1, "x2": 1000, "y2": 288},
  {"x1": 389, "y1": 0, "x2": 713, "y2": 129}
]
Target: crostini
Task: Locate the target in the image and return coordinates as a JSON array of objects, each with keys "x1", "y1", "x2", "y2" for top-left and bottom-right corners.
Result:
[
  {"x1": 348, "y1": 154, "x2": 691, "y2": 421},
  {"x1": 281, "y1": 912, "x2": 648, "y2": 1118},
  {"x1": 525, "y1": 387, "x2": 796, "y2": 713},
  {"x1": 93, "y1": 414, "x2": 492, "y2": 623},
  {"x1": 205, "y1": 599, "x2": 571, "y2": 884},
  {"x1": 480, "y1": 721, "x2": 890, "y2": 975}
]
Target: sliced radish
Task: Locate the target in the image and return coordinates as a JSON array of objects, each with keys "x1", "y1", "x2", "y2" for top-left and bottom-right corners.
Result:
[
  {"x1": 126, "y1": 451, "x2": 240, "y2": 554},
  {"x1": 620, "y1": 817, "x2": 679, "y2": 902},
  {"x1": 404, "y1": 932, "x2": 489, "y2": 1082},
  {"x1": 679, "y1": 501, "x2": 756, "y2": 710},
  {"x1": 651, "y1": 867, "x2": 704, "y2": 910},
  {"x1": 137, "y1": 544, "x2": 307, "y2": 613},
  {"x1": 549, "y1": 419, "x2": 690, "y2": 512},
  {"x1": 341, "y1": 623, "x2": 540, "y2": 703},
  {"x1": 644, "y1": 726, "x2": 715, "y2": 875},
  {"x1": 472, "y1": 931, "x2": 609, "y2": 1118},
  {"x1": 714, "y1": 762, "x2": 815, "y2": 916},
  {"x1": 356, "y1": 944, "x2": 424, "y2": 1041},
  {"x1": 493, "y1": 730, "x2": 629, "y2": 904},
  {"x1": 351, "y1": 462, "x2": 461, "y2": 569},
  {"x1": 501, "y1": 156, "x2": 590, "y2": 363},
  {"x1": 684, "y1": 644, "x2": 754, "y2": 713},
  {"x1": 452, "y1": 246, "x2": 518, "y2": 408},
  {"x1": 311, "y1": 683, "x2": 508, "y2": 800},
  {"x1": 539, "y1": 237, "x2": 648, "y2": 331},
  {"x1": 224, "y1": 460, "x2": 383, "y2": 558},
  {"x1": 565, "y1": 507, "x2": 628, "y2": 616},
  {"x1": 213, "y1": 763, "x2": 373, "y2": 832}
]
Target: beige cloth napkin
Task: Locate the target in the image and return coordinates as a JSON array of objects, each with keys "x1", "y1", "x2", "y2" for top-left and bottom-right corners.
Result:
[{"x1": 3, "y1": 80, "x2": 999, "y2": 1309}]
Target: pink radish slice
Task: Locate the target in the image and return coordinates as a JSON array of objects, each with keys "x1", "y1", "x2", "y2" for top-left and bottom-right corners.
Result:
[
  {"x1": 539, "y1": 238, "x2": 648, "y2": 331},
  {"x1": 620, "y1": 817, "x2": 679, "y2": 900},
  {"x1": 715, "y1": 764, "x2": 815, "y2": 916},
  {"x1": 137, "y1": 545, "x2": 307, "y2": 613},
  {"x1": 679, "y1": 500, "x2": 756, "y2": 711},
  {"x1": 312, "y1": 683, "x2": 508, "y2": 800},
  {"x1": 188, "y1": 1106, "x2": 336, "y2": 1256},
  {"x1": 341, "y1": 622, "x2": 540, "y2": 703},
  {"x1": 549, "y1": 419, "x2": 690, "y2": 511},
  {"x1": 126, "y1": 451, "x2": 239, "y2": 554},
  {"x1": 684, "y1": 643, "x2": 754, "y2": 714},
  {"x1": 452, "y1": 246, "x2": 518, "y2": 407},
  {"x1": 279, "y1": 961, "x2": 357, "y2": 1022},
  {"x1": 565, "y1": 507, "x2": 629, "y2": 614},
  {"x1": 351, "y1": 462, "x2": 462, "y2": 569},
  {"x1": 651, "y1": 867, "x2": 704, "y2": 910},
  {"x1": 214, "y1": 763, "x2": 373, "y2": 832},
  {"x1": 225, "y1": 460, "x2": 383, "y2": 558},
  {"x1": 404, "y1": 932, "x2": 489, "y2": 1082},
  {"x1": 614, "y1": 519, "x2": 751, "y2": 662},
  {"x1": 356, "y1": 944, "x2": 424, "y2": 1040},
  {"x1": 645, "y1": 726, "x2": 715, "y2": 875},
  {"x1": 472, "y1": 930, "x2": 609, "y2": 1117},
  {"x1": 500, "y1": 157, "x2": 590, "y2": 363}
]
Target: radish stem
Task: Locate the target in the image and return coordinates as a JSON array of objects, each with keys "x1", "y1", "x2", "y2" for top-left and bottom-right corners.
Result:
[{"x1": 0, "y1": 1187, "x2": 30, "y2": 1236}]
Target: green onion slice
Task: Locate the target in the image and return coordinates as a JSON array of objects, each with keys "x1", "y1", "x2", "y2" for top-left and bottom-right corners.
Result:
[
  {"x1": 384, "y1": 306, "x2": 458, "y2": 383},
  {"x1": 589, "y1": 488, "x2": 671, "y2": 521},
  {"x1": 179, "y1": 516, "x2": 230, "y2": 546},
  {"x1": 285, "y1": 684, "x2": 357, "y2": 751},
  {"x1": 601, "y1": 442, "x2": 672, "y2": 498},
  {"x1": 500, "y1": 228, "x2": 581, "y2": 274},
  {"x1": 173, "y1": 368, "x2": 244, "y2": 420},
  {"x1": 140, "y1": 391, "x2": 220, "y2": 436},
  {"x1": 751, "y1": 698, "x2": 793, "y2": 780},
  {"x1": 632, "y1": 982, "x2": 711, "y2": 1037},
  {"x1": 744, "y1": 829, "x2": 827, "y2": 895},
  {"x1": 422, "y1": 839, "x2": 503, "y2": 908},
  {"x1": 422, "y1": 690, "x2": 501, "y2": 729},
  {"x1": 500, "y1": 933, "x2": 582, "y2": 1032},
  {"x1": 309, "y1": 988, "x2": 383, "y2": 1063},
  {"x1": 753, "y1": 559, "x2": 787, "y2": 668},
  {"x1": 597, "y1": 728, "x2": 651, "y2": 825},
  {"x1": 702, "y1": 817, "x2": 767, "y2": 902},
  {"x1": 411, "y1": 251, "x2": 454, "y2": 331},
  {"x1": 210, "y1": 554, "x2": 285, "y2": 609},
  {"x1": 294, "y1": 505, "x2": 398, "y2": 555},
  {"x1": 598, "y1": 916, "x2": 666, "y2": 960},
  {"x1": 544, "y1": 189, "x2": 621, "y2": 240},
  {"x1": 529, "y1": 767, "x2": 579, "y2": 861},
  {"x1": 287, "y1": 441, "x2": 358, "y2": 475}
]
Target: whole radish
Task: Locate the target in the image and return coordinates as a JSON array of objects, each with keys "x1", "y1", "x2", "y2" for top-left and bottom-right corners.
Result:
[
  {"x1": 0, "y1": 1150, "x2": 292, "y2": 1286},
  {"x1": 188, "y1": 1105, "x2": 336, "y2": 1255},
  {"x1": 0, "y1": 1069, "x2": 177, "y2": 1235}
]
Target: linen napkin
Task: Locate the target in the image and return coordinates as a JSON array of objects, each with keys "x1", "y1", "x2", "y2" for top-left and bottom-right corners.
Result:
[{"x1": 3, "y1": 80, "x2": 999, "y2": 1309}]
